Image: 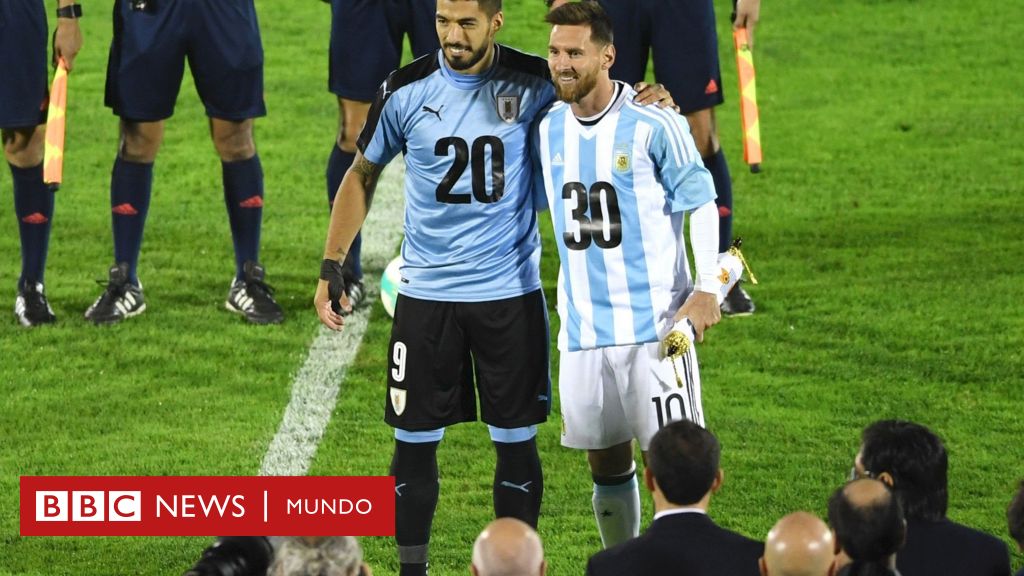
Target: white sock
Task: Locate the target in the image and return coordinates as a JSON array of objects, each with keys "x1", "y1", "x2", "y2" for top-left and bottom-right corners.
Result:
[{"x1": 592, "y1": 468, "x2": 641, "y2": 548}]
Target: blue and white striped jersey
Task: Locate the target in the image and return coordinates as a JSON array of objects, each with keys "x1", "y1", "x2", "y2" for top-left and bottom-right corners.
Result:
[
  {"x1": 358, "y1": 46, "x2": 555, "y2": 302},
  {"x1": 534, "y1": 82, "x2": 717, "y2": 351}
]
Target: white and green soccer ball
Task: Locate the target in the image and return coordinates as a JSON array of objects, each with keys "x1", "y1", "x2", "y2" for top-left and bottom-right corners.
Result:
[{"x1": 380, "y1": 256, "x2": 403, "y2": 318}]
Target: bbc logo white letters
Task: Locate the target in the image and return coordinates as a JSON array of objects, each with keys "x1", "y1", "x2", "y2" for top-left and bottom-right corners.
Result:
[{"x1": 35, "y1": 491, "x2": 141, "y2": 522}]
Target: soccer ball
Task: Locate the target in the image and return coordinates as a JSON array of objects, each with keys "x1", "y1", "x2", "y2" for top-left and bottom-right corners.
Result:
[{"x1": 380, "y1": 256, "x2": 403, "y2": 318}]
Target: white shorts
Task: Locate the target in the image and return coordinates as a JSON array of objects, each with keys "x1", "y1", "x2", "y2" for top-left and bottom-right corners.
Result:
[{"x1": 558, "y1": 340, "x2": 704, "y2": 452}]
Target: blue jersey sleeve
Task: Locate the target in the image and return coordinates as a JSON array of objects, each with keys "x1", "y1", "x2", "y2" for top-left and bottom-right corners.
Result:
[
  {"x1": 649, "y1": 115, "x2": 717, "y2": 213},
  {"x1": 358, "y1": 85, "x2": 406, "y2": 166}
]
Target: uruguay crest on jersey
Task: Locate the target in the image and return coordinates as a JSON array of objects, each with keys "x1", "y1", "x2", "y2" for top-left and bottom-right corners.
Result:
[{"x1": 496, "y1": 94, "x2": 520, "y2": 123}]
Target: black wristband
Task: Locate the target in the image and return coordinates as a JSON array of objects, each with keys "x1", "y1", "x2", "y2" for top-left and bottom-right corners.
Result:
[
  {"x1": 320, "y1": 258, "x2": 344, "y2": 282},
  {"x1": 56, "y1": 4, "x2": 82, "y2": 18}
]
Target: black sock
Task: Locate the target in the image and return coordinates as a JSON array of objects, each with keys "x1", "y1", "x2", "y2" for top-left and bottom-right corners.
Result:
[
  {"x1": 222, "y1": 155, "x2": 264, "y2": 280},
  {"x1": 391, "y1": 439, "x2": 440, "y2": 576},
  {"x1": 10, "y1": 163, "x2": 54, "y2": 286},
  {"x1": 326, "y1": 144, "x2": 362, "y2": 279},
  {"x1": 704, "y1": 148, "x2": 733, "y2": 252},
  {"x1": 493, "y1": 437, "x2": 543, "y2": 528},
  {"x1": 110, "y1": 158, "x2": 153, "y2": 285}
]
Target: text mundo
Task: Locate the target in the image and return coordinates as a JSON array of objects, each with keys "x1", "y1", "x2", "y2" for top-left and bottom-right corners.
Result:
[{"x1": 286, "y1": 497, "x2": 374, "y2": 516}]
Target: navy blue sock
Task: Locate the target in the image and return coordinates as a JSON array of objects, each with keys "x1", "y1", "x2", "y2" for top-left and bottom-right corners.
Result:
[
  {"x1": 10, "y1": 163, "x2": 54, "y2": 286},
  {"x1": 705, "y1": 148, "x2": 733, "y2": 253},
  {"x1": 110, "y1": 158, "x2": 153, "y2": 285},
  {"x1": 493, "y1": 437, "x2": 543, "y2": 528},
  {"x1": 222, "y1": 155, "x2": 264, "y2": 279},
  {"x1": 390, "y1": 439, "x2": 439, "y2": 576},
  {"x1": 326, "y1": 144, "x2": 362, "y2": 280}
]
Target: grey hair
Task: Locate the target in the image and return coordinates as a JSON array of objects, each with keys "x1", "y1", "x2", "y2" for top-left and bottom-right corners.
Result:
[{"x1": 268, "y1": 537, "x2": 363, "y2": 576}]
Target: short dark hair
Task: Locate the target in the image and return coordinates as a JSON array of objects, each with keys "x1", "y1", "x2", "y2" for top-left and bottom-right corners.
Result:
[
  {"x1": 545, "y1": 2, "x2": 614, "y2": 46},
  {"x1": 835, "y1": 562, "x2": 898, "y2": 576},
  {"x1": 453, "y1": 0, "x2": 501, "y2": 17},
  {"x1": 860, "y1": 420, "x2": 948, "y2": 521},
  {"x1": 828, "y1": 481, "x2": 905, "y2": 565},
  {"x1": 1008, "y1": 479, "x2": 1024, "y2": 547},
  {"x1": 647, "y1": 420, "x2": 719, "y2": 505}
]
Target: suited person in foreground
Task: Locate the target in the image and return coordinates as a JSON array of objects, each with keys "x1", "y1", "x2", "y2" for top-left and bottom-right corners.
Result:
[
  {"x1": 852, "y1": 420, "x2": 1010, "y2": 576},
  {"x1": 586, "y1": 419, "x2": 762, "y2": 575},
  {"x1": 1008, "y1": 479, "x2": 1024, "y2": 576},
  {"x1": 828, "y1": 478, "x2": 905, "y2": 576}
]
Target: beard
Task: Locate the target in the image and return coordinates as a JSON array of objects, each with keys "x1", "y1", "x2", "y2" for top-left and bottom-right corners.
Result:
[
  {"x1": 554, "y1": 69, "x2": 599, "y2": 103},
  {"x1": 444, "y1": 41, "x2": 490, "y2": 72}
]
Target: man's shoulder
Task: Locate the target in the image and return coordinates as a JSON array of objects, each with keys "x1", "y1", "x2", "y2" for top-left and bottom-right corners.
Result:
[
  {"x1": 589, "y1": 515, "x2": 762, "y2": 574},
  {"x1": 495, "y1": 44, "x2": 551, "y2": 83},
  {"x1": 383, "y1": 52, "x2": 441, "y2": 95},
  {"x1": 901, "y1": 518, "x2": 1009, "y2": 572},
  {"x1": 915, "y1": 517, "x2": 1005, "y2": 546}
]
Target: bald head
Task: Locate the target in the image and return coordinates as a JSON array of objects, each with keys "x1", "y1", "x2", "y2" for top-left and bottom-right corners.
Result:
[
  {"x1": 471, "y1": 518, "x2": 546, "y2": 576},
  {"x1": 762, "y1": 512, "x2": 834, "y2": 576}
]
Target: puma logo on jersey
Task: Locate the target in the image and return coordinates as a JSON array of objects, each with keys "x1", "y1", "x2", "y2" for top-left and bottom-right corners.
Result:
[{"x1": 422, "y1": 105, "x2": 444, "y2": 121}]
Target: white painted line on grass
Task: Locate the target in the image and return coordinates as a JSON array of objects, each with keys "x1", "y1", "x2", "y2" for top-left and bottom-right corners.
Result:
[{"x1": 260, "y1": 163, "x2": 405, "y2": 477}]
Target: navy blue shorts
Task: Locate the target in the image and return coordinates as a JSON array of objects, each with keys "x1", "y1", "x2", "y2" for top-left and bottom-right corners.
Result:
[
  {"x1": 329, "y1": 0, "x2": 438, "y2": 101},
  {"x1": 599, "y1": 0, "x2": 724, "y2": 115},
  {"x1": 105, "y1": 0, "x2": 266, "y2": 121},
  {"x1": 0, "y1": 0, "x2": 48, "y2": 128}
]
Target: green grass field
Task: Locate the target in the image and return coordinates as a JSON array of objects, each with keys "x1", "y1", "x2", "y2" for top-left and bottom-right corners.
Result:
[{"x1": 2, "y1": 0, "x2": 1023, "y2": 574}]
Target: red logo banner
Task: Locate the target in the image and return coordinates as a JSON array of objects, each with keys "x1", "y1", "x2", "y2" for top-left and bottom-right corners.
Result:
[{"x1": 20, "y1": 476, "x2": 395, "y2": 536}]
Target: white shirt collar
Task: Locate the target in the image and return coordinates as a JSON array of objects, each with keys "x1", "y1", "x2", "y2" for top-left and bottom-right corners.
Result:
[{"x1": 653, "y1": 507, "x2": 707, "y2": 521}]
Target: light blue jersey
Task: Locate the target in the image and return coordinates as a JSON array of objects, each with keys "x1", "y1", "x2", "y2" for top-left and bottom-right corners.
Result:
[
  {"x1": 534, "y1": 82, "x2": 717, "y2": 351},
  {"x1": 359, "y1": 46, "x2": 555, "y2": 302}
]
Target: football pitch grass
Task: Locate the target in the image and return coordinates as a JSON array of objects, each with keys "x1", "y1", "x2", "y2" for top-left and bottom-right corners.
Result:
[{"x1": 1, "y1": 0, "x2": 1022, "y2": 574}]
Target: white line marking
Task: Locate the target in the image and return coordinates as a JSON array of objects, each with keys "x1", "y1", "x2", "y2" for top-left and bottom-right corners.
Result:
[{"x1": 260, "y1": 162, "x2": 405, "y2": 477}]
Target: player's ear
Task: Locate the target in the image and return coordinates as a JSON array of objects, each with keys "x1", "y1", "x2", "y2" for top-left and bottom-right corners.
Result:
[
  {"x1": 491, "y1": 11, "x2": 504, "y2": 33},
  {"x1": 602, "y1": 43, "x2": 616, "y2": 70},
  {"x1": 710, "y1": 468, "x2": 724, "y2": 493}
]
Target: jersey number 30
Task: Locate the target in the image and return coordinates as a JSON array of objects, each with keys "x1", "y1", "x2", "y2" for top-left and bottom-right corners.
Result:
[
  {"x1": 435, "y1": 136, "x2": 504, "y2": 204},
  {"x1": 562, "y1": 181, "x2": 622, "y2": 250}
]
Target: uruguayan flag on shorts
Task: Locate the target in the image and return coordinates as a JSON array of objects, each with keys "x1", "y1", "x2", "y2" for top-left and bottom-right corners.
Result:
[{"x1": 534, "y1": 82, "x2": 716, "y2": 352}]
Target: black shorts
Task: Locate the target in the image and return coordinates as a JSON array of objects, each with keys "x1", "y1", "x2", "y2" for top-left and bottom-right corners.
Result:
[
  {"x1": 384, "y1": 290, "x2": 551, "y2": 431},
  {"x1": 0, "y1": 0, "x2": 47, "y2": 129},
  {"x1": 599, "y1": 0, "x2": 724, "y2": 115}
]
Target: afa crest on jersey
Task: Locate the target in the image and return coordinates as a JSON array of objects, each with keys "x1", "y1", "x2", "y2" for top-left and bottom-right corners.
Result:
[
  {"x1": 614, "y1": 145, "x2": 631, "y2": 172},
  {"x1": 496, "y1": 94, "x2": 520, "y2": 123}
]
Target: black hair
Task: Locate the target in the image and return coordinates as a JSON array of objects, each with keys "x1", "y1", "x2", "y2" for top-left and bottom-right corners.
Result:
[
  {"x1": 1008, "y1": 479, "x2": 1024, "y2": 547},
  {"x1": 545, "y1": 2, "x2": 613, "y2": 46},
  {"x1": 476, "y1": 0, "x2": 502, "y2": 17},
  {"x1": 860, "y1": 420, "x2": 948, "y2": 521},
  {"x1": 828, "y1": 481, "x2": 905, "y2": 568},
  {"x1": 646, "y1": 420, "x2": 719, "y2": 506}
]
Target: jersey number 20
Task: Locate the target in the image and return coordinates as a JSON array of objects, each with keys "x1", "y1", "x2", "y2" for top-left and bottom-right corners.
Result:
[{"x1": 434, "y1": 136, "x2": 504, "y2": 204}]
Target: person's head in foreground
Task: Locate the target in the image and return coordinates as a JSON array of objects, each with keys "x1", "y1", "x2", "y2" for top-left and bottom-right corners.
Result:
[
  {"x1": 827, "y1": 478, "x2": 905, "y2": 576},
  {"x1": 471, "y1": 517, "x2": 546, "y2": 576}
]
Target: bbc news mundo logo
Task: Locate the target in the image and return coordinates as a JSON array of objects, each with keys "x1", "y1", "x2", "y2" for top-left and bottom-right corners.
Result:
[{"x1": 20, "y1": 476, "x2": 394, "y2": 536}]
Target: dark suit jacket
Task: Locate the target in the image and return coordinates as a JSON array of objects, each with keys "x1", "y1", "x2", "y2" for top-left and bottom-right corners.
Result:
[
  {"x1": 896, "y1": 518, "x2": 1010, "y2": 576},
  {"x1": 586, "y1": 511, "x2": 763, "y2": 576}
]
